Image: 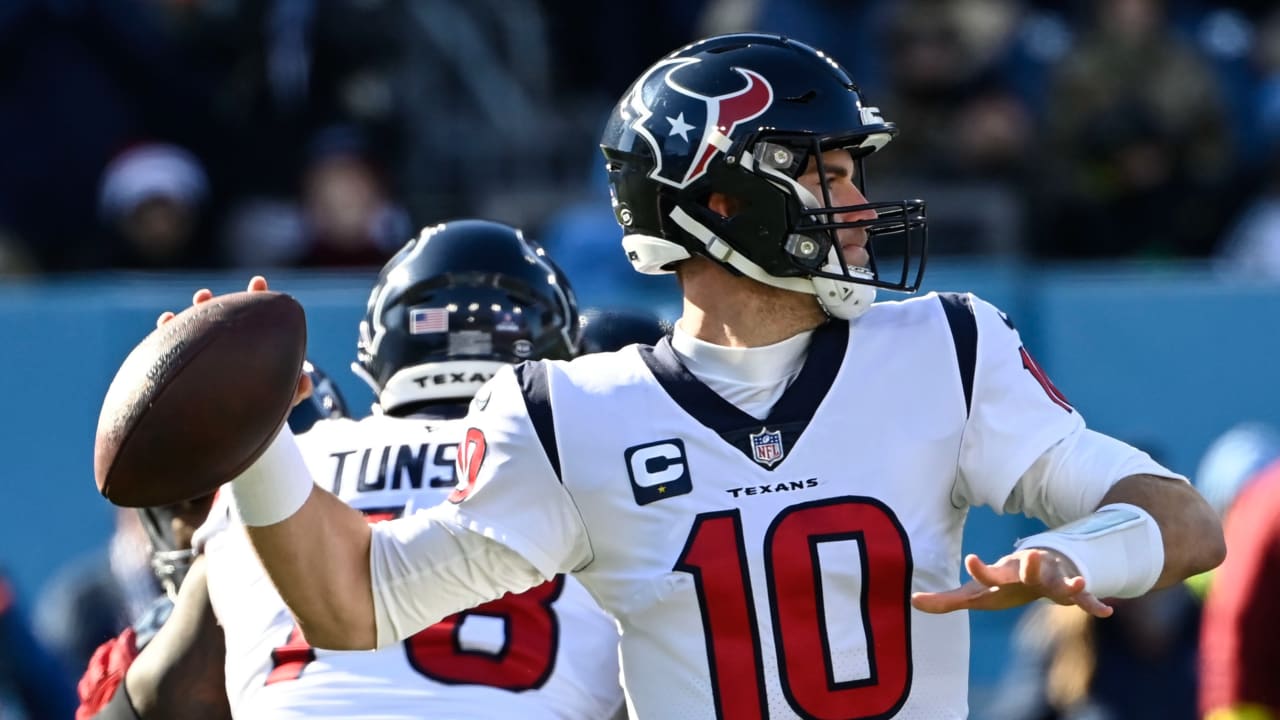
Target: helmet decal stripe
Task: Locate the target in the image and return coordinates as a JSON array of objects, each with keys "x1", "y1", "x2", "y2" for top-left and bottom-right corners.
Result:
[
  {"x1": 686, "y1": 69, "x2": 773, "y2": 184},
  {"x1": 627, "y1": 60, "x2": 774, "y2": 189}
]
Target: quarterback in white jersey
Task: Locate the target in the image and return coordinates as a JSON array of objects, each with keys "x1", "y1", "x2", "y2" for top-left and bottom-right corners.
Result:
[
  {"x1": 176, "y1": 33, "x2": 1224, "y2": 720},
  {"x1": 205, "y1": 413, "x2": 622, "y2": 719},
  {"x1": 404, "y1": 290, "x2": 1182, "y2": 719}
]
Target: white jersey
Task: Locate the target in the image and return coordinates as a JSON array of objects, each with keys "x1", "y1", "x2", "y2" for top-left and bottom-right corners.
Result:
[
  {"x1": 204, "y1": 414, "x2": 624, "y2": 720},
  {"x1": 411, "y1": 292, "x2": 1121, "y2": 719}
]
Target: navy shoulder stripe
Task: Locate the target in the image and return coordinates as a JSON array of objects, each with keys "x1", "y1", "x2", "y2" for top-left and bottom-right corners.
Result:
[
  {"x1": 512, "y1": 361, "x2": 561, "y2": 482},
  {"x1": 938, "y1": 293, "x2": 977, "y2": 415}
]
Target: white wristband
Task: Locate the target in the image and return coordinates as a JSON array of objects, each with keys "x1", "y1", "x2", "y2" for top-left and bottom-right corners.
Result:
[
  {"x1": 1014, "y1": 502, "x2": 1164, "y2": 599},
  {"x1": 230, "y1": 425, "x2": 314, "y2": 527}
]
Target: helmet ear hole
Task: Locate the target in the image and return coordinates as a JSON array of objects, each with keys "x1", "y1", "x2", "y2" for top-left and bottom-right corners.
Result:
[{"x1": 706, "y1": 192, "x2": 742, "y2": 219}]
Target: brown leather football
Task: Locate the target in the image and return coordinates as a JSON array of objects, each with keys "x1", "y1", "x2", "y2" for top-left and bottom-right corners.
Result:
[{"x1": 94, "y1": 291, "x2": 307, "y2": 507}]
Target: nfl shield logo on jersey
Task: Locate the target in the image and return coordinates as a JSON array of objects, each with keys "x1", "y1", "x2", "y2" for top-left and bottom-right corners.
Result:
[{"x1": 749, "y1": 427, "x2": 785, "y2": 467}]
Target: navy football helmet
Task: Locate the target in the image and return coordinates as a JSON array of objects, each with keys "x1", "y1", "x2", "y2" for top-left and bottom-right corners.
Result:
[
  {"x1": 137, "y1": 493, "x2": 217, "y2": 599},
  {"x1": 287, "y1": 360, "x2": 351, "y2": 434},
  {"x1": 600, "y1": 33, "x2": 926, "y2": 319},
  {"x1": 579, "y1": 308, "x2": 668, "y2": 354},
  {"x1": 354, "y1": 219, "x2": 580, "y2": 415}
]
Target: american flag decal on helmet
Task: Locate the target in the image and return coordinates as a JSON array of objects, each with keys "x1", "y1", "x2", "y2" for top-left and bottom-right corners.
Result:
[{"x1": 409, "y1": 307, "x2": 449, "y2": 334}]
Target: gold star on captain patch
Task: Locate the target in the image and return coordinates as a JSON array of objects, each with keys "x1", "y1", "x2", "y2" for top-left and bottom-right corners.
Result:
[{"x1": 658, "y1": 486, "x2": 667, "y2": 494}]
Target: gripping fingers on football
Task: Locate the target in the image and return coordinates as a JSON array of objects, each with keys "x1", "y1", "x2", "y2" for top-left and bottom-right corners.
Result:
[
  {"x1": 239, "y1": 276, "x2": 309, "y2": 406},
  {"x1": 156, "y1": 277, "x2": 271, "y2": 328},
  {"x1": 236, "y1": 275, "x2": 309, "y2": 407}
]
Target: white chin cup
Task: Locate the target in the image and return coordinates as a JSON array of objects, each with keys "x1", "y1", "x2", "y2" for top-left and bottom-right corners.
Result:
[
  {"x1": 812, "y1": 275, "x2": 876, "y2": 319},
  {"x1": 621, "y1": 234, "x2": 691, "y2": 274},
  {"x1": 811, "y1": 252, "x2": 877, "y2": 319}
]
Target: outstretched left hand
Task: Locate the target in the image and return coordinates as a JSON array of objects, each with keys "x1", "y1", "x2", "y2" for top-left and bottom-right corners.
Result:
[{"x1": 910, "y1": 548, "x2": 1114, "y2": 618}]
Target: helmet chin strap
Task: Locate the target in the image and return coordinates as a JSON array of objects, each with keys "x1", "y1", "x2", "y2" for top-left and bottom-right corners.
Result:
[
  {"x1": 663, "y1": 206, "x2": 877, "y2": 320},
  {"x1": 752, "y1": 149, "x2": 878, "y2": 319}
]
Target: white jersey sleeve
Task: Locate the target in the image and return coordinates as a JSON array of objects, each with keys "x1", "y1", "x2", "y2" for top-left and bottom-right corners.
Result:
[
  {"x1": 368, "y1": 363, "x2": 593, "y2": 646},
  {"x1": 432, "y1": 363, "x2": 593, "y2": 577},
  {"x1": 370, "y1": 505, "x2": 547, "y2": 648},
  {"x1": 954, "y1": 295, "x2": 1085, "y2": 511},
  {"x1": 952, "y1": 295, "x2": 1187, "y2": 526},
  {"x1": 1004, "y1": 427, "x2": 1187, "y2": 527}
]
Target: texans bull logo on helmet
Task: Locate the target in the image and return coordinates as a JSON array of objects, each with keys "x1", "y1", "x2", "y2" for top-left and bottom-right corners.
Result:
[{"x1": 624, "y1": 57, "x2": 774, "y2": 189}]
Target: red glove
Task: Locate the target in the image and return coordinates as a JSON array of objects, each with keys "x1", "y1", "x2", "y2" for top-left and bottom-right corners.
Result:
[{"x1": 76, "y1": 628, "x2": 140, "y2": 720}]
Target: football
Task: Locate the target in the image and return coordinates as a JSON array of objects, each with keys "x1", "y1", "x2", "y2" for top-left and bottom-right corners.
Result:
[{"x1": 94, "y1": 291, "x2": 307, "y2": 507}]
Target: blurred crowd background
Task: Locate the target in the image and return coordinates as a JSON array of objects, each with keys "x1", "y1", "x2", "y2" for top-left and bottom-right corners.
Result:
[
  {"x1": 5, "y1": 0, "x2": 1280, "y2": 718},
  {"x1": 3, "y1": 0, "x2": 1280, "y2": 282}
]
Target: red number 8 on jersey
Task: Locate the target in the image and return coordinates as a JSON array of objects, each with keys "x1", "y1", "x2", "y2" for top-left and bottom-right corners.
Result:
[{"x1": 267, "y1": 576, "x2": 565, "y2": 690}]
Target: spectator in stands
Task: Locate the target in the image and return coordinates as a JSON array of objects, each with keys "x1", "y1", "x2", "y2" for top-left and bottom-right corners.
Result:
[
  {"x1": 295, "y1": 126, "x2": 409, "y2": 268},
  {"x1": 96, "y1": 143, "x2": 217, "y2": 270},
  {"x1": 868, "y1": 0, "x2": 1035, "y2": 256},
  {"x1": 1038, "y1": 0, "x2": 1232, "y2": 259},
  {"x1": 0, "y1": 0, "x2": 218, "y2": 272},
  {"x1": 875, "y1": 0, "x2": 1033, "y2": 182},
  {"x1": 224, "y1": 126, "x2": 408, "y2": 269}
]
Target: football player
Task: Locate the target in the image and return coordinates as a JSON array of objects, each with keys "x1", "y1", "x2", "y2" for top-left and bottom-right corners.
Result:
[
  {"x1": 578, "y1": 308, "x2": 668, "y2": 354},
  {"x1": 169, "y1": 35, "x2": 1224, "y2": 719},
  {"x1": 91, "y1": 222, "x2": 624, "y2": 719},
  {"x1": 285, "y1": 360, "x2": 350, "y2": 434}
]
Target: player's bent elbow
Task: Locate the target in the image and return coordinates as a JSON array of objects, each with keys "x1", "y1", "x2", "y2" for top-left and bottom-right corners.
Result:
[
  {"x1": 1175, "y1": 480, "x2": 1227, "y2": 577},
  {"x1": 1163, "y1": 492, "x2": 1226, "y2": 586},
  {"x1": 1198, "y1": 510, "x2": 1228, "y2": 574}
]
